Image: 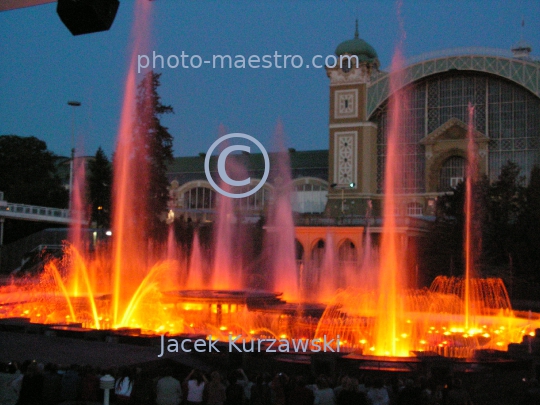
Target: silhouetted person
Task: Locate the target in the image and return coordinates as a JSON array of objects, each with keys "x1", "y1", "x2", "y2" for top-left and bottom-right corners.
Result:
[
  {"x1": 41, "y1": 363, "x2": 61, "y2": 405},
  {"x1": 314, "y1": 375, "x2": 335, "y2": 405},
  {"x1": 446, "y1": 379, "x2": 472, "y2": 405},
  {"x1": 367, "y1": 378, "x2": 389, "y2": 405},
  {"x1": 249, "y1": 373, "x2": 272, "y2": 405},
  {"x1": 225, "y1": 370, "x2": 245, "y2": 405},
  {"x1": 337, "y1": 377, "x2": 368, "y2": 405},
  {"x1": 114, "y1": 367, "x2": 133, "y2": 404},
  {"x1": 17, "y1": 363, "x2": 44, "y2": 405},
  {"x1": 80, "y1": 365, "x2": 101, "y2": 403},
  {"x1": 205, "y1": 371, "x2": 226, "y2": 405},
  {"x1": 60, "y1": 364, "x2": 81, "y2": 402},
  {"x1": 271, "y1": 372, "x2": 291, "y2": 405},
  {"x1": 522, "y1": 378, "x2": 540, "y2": 405},
  {"x1": 396, "y1": 378, "x2": 422, "y2": 405},
  {"x1": 0, "y1": 362, "x2": 21, "y2": 405},
  {"x1": 184, "y1": 369, "x2": 207, "y2": 404},
  {"x1": 155, "y1": 368, "x2": 182, "y2": 405},
  {"x1": 130, "y1": 367, "x2": 154, "y2": 405},
  {"x1": 289, "y1": 376, "x2": 314, "y2": 405}
]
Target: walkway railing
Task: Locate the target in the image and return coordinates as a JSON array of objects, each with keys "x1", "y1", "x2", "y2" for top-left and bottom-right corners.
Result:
[
  {"x1": 2, "y1": 203, "x2": 70, "y2": 219},
  {"x1": 0, "y1": 194, "x2": 84, "y2": 225}
]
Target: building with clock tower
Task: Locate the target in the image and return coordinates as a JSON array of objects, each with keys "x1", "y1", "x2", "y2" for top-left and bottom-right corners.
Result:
[
  {"x1": 166, "y1": 24, "x2": 540, "y2": 231},
  {"x1": 326, "y1": 21, "x2": 380, "y2": 217}
]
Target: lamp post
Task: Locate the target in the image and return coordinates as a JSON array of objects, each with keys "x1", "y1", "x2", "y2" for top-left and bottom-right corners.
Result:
[
  {"x1": 330, "y1": 183, "x2": 356, "y2": 223},
  {"x1": 67, "y1": 101, "x2": 81, "y2": 211},
  {"x1": 100, "y1": 374, "x2": 115, "y2": 405}
]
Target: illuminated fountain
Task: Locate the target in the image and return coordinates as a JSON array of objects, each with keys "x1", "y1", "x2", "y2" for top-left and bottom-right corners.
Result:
[
  {"x1": 1, "y1": 0, "x2": 539, "y2": 360},
  {"x1": 314, "y1": 78, "x2": 539, "y2": 358}
]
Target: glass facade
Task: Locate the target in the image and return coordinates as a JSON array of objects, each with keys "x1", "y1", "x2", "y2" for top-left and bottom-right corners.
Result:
[
  {"x1": 183, "y1": 187, "x2": 216, "y2": 209},
  {"x1": 182, "y1": 185, "x2": 268, "y2": 211},
  {"x1": 373, "y1": 72, "x2": 540, "y2": 192},
  {"x1": 293, "y1": 182, "x2": 328, "y2": 213},
  {"x1": 235, "y1": 185, "x2": 269, "y2": 210},
  {"x1": 440, "y1": 156, "x2": 465, "y2": 191}
]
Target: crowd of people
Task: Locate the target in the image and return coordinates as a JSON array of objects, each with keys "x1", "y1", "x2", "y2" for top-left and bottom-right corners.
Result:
[{"x1": 2, "y1": 358, "x2": 536, "y2": 405}]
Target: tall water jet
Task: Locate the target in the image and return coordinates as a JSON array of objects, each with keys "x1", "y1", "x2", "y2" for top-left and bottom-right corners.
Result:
[
  {"x1": 374, "y1": 7, "x2": 410, "y2": 355},
  {"x1": 111, "y1": 0, "x2": 152, "y2": 327},
  {"x1": 208, "y1": 125, "x2": 244, "y2": 290},
  {"x1": 358, "y1": 201, "x2": 377, "y2": 290},
  {"x1": 319, "y1": 232, "x2": 337, "y2": 302},
  {"x1": 188, "y1": 231, "x2": 205, "y2": 290},
  {"x1": 164, "y1": 219, "x2": 181, "y2": 290},
  {"x1": 264, "y1": 122, "x2": 299, "y2": 301},
  {"x1": 465, "y1": 103, "x2": 480, "y2": 329},
  {"x1": 212, "y1": 182, "x2": 240, "y2": 290},
  {"x1": 68, "y1": 154, "x2": 87, "y2": 296},
  {"x1": 45, "y1": 261, "x2": 77, "y2": 323},
  {"x1": 66, "y1": 153, "x2": 102, "y2": 328}
]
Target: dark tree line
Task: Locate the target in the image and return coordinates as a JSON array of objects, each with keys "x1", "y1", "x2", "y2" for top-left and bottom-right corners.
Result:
[
  {"x1": 0, "y1": 135, "x2": 69, "y2": 244},
  {"x1": 0, "y1": 135, "x2": 68, "y2": 208},
  {"x1": 419, "y1": 161, "x2": 540, "y2": 297},
  {"x1": 132, "y1": 71, "x2": 174, "y2": 241},
  {"x1": 87, "y1": 71, "x2": 173, "y2": 241},
  {"x1": 87, "y1": 147, "x2": 112, "y2": 229},
  {"x1": 0, "y1": 71, "x2": 174, "y2": 246}
]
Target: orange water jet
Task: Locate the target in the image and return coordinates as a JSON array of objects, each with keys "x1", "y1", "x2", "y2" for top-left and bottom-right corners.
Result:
[
  {"x1": 111, "y1": 0, "x2": 153, "y2": 327},
  {"x1": 374, "y1": 37, "x2": 410, "y2": 356}
]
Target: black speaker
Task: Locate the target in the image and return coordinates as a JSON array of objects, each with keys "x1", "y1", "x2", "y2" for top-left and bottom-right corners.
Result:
[{"x1": 57, "y1": 0, "x2": 120, "y2": 36}]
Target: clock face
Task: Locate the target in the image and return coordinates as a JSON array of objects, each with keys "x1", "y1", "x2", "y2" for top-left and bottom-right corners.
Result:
[
  {"x1": 339, "y1": 94, "x2": 354, "y2": 114},
  {"x1": 334, "y1": 89, "x2": 358, "y2": 119}
]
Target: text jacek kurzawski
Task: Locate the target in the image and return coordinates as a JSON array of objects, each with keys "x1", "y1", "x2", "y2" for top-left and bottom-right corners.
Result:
[{"x1": 158, "y1": 334, "x2": 340, "y2": 356}]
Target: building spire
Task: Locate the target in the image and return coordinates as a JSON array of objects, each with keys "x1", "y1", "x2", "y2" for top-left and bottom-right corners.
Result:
[{"x1": 354, "y1": 18, "x2": 359, "y2": 39}]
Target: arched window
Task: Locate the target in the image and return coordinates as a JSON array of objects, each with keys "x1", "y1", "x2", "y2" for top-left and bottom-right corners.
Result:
[
  {"x1": 292, "y1": 178, "x2": 329, "y2": 213},
  {"x1": 295, "y1": 239, "x2": 304, "y2": 261},
  {"x1": 235, "y1": 183, "x2": 271, "y2": 211},
  {"x1": 439, "y1": 156, "x2": 465, "y2": 191},
  {"x1": 311, "y1": 239, "x2": 325, "y2": 267},
  {"x1": 183, "y1": 187, "x2": 216, "y2": 209},
  {"x1": 338, "y1": 239, "x2": 357, "y2": 261},
  {"x1": 373, "y1": 72, "x2": 540, "y2": 190}
]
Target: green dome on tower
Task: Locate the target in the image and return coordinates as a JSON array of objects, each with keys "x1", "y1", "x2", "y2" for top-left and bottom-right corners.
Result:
[{"x1": 335, "y1": 20, "x2": 378, "y2": 63}]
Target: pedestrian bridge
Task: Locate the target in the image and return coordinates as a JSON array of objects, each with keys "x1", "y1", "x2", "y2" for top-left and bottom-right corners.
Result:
[{"x1": 0, "y1": 191, "x2": 77, "y2": 225}]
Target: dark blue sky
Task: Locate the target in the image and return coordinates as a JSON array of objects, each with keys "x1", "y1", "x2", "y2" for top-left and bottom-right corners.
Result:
[{"x1": 1, "y1": 0, "x2": 539, "y2": 159}]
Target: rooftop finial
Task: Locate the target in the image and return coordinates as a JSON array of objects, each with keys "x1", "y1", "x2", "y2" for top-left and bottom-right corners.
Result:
[{"x1": 354, "y1": 19, "x2": 359, "y2": 39}]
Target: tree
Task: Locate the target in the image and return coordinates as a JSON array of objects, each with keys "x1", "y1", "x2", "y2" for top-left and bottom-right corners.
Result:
[
  {"x1": 0, "y1": 135, "x2": 68, "y2": 207},
  {"x1": 426, "y1": 161, "x2": 530, "y2": 284},
  {"x1": 514, "y1": 165, "x2": 540, "y2": 282},
  {"x1": 420, "y1": 174, "x2": 489, "y2": 284},
  {"x1": 429, "y1": 181, "x2": 467, "y2": 277},
  {"x1": 483, "y1": 161, "x2": 526, "y2": 269},
  {"x1": 0, "y1": 135, "x2": 68, "y2": 244},
  {"x1": 88, "y1": 147, "x2": 112, "y2": 229},
  {"x1": 134, "y1": 71, "x2": 174, "y2": 241}
]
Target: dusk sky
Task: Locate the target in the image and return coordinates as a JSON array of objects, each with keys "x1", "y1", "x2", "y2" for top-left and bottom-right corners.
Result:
[{"x1": 1, "y1": 0, "x2": 539, "y2": 159}]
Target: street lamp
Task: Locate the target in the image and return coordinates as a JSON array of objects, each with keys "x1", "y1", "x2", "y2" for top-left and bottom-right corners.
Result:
[
  {"x1": 331, "y1": 182, "x2": 356, "y2": 219},
  {"x1": 67, "y1": 101, "x2": 81, "y2": 211}
]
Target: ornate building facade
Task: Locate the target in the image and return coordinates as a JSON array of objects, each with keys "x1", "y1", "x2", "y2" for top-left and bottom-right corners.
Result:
[{"x1": 167, "y1": 27, "x2": 540, "y2": 223}]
